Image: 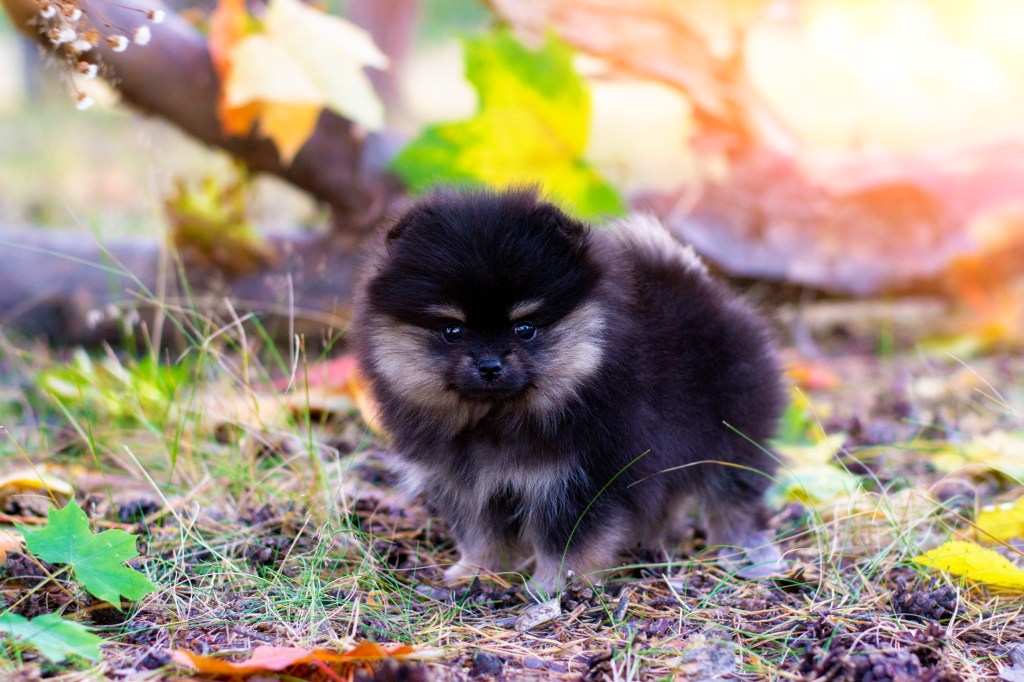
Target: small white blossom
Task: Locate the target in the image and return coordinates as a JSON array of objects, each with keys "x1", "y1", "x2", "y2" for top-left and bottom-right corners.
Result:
[
  {"x1": 146, "y1": 9, "x2": 164, "y2": 23},
  {"x1": 77, "y1": 61, "x2": 98, "y2": 79},
  {"x1": 68, "y1": 7, "x2": 81, "y2": 20},
  {"x1": 71, "y1": 38, "x2": 92, "y2": 52},
  {"x1": 75, "y1": 93, "x2": 94, "y2": 110},
  {"x1": 84, "y1": 309, "x2": 104, "y2": 329},
  {"x1": 132, "y1": 25, "x2": 151, "y2": 45},
  {"x1": 108, "y1": 34, "x2": 128, "y2": 51},
  {"x1": 40, "y1": 3, "x2": 57, "y2": 19},
  {"x1": 51, "y1": 26, "x2": 76, "y2": 44}
]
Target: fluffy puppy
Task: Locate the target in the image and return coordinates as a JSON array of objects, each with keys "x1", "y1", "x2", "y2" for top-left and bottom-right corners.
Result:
[{"x1": 352, "y1": 188, "x2": 785, "y2": 592}]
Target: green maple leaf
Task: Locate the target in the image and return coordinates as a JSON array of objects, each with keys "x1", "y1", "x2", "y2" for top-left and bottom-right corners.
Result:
[
  {"x1": 391, "y1": 28, "x2": 625, "y2": 220},
  {"x1": 19, "y1": 500, "x2": 156, "y2": 609},
  {"x1": 0, "y1": 612, "x2": 103, "y2": 663}
]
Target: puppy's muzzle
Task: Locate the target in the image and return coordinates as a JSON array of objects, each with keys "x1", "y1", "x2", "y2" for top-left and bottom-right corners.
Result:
[{"x1": 477, "y1": 357, "x2": 504, "y2": 381}]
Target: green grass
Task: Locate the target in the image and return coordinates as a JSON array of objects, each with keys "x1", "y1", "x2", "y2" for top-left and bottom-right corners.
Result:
[{"x1": 0, "y1": 270, "x2": 1023, "y2": 680}]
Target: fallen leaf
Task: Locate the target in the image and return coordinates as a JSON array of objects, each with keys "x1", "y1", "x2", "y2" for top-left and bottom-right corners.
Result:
[
  {"x1": 784, "y1": 358, "x2": 841, "y2": 390},
  {"x1": 274, "y1": 356, "x2": 383, "y2": 433},
  {"x1": 171, "y1": 641, "x2": 421, "y2": 676},
  {"x1": 171, "y1": 646, "x2": 319, "y2": 674},
  {"x1": 0, "y1": 529, "x2": 24, "y2": 563},
  {"x1": 514, "y1": 598, "x2": 561, "y2": 632},
  {"x1": 772, "y1": 434, "x2": 861, "y2": 505},
  {"x1": 931, "y1": 431, "x2": 1024, "y2": 482},
  {"x1": 0, "y1": 613, "x2": 103, "y2": 664},
  {"x1": 976, "y1": 496, "x2": 1024, "y2": 542},
  {"x1": 670, "y1": 634, "x2": 738, "y2": 681},
  {"x1": 772, "y1": 463, "x2": 862, "y2": 506},
  {"x1": 1000, "y1": 644, "x2": 1024, "y2": 682},
  {"x1": 19, "y1": 499, "x2": 156, "y2": 608},
  {"x1": 0, "y1": 468, "x2": 73, "y2": 505},
  {"x1": 913, "y1": 540, "x2": 1024, "y2": 591}
]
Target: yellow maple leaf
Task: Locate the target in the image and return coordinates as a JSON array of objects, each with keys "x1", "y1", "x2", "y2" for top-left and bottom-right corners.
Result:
[
  {"x1": 913, "y1": 540, "x2": 1024, "y2": 591},
  {"x1": 217, "y1": 0, "x2": 388, "y2": 163},
  {"x1": 976, "y1": 496, "x2": 1024, "y2": 542}
]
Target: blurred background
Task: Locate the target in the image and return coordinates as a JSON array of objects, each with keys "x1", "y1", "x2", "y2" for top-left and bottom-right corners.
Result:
[{"x1": 2, "y1": 0, "x2": 1024, "y2": 348}]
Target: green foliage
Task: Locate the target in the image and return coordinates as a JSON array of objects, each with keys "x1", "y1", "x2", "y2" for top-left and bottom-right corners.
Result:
[
  {"x1": 38, "y1": 350, "x2": 190, "y2": 427},
  {"x1": 391, "y1": 28, "x2": 625, "y2": 220},
  {"x1": 20, "y1": 500, "x2": 156, "y2": 608},
  {"x1": 0, "y1": 613, "x2": 103, "y2": 664}
]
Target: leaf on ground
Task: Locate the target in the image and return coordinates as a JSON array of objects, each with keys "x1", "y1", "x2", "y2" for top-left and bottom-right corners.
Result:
[
  {"x1": 913, "y1": 540, "x2": 1024, "y2": 591},
  {"x1": 214, "y1": 0, "x2": 388, "y2": 163},
  {"x1": 391, "y1": 28, "x2": 624, "y2": 220},
  {"x1": 976, "y1": 496, "x2": 1024, "y2": 542},
  {"x1": 0, "y1": 467, "x2": 73, "y2": 504},
  {"x1": 0, "y1": 529, "x2": 23, "y2": 563},
  {"x1": 931, "y1": 431, "x2": 1024, "y2": 482},
  {"x1": 784, "y1": 358, "x2": 841, "y2": 390},
  {"x1": 19, "y1": 500, "x2": 156, "y2": 608},
  {"x1": 772, "y1": 433, "x2": 861, "y2": 505},
  {"x1": 273, "y1": 356, "x2": 383, "y2": 433},
  {"x1": 171, "y1": 641, "x2": 420, "y2": 676},
  {"x1": 0, "y1": 612, "x2": 103, "y2": 664}
]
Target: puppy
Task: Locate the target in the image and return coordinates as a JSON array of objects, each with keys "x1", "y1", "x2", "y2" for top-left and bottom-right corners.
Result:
[{"x1": 352, "y1": 188, "x2": 785, "y2": 592}]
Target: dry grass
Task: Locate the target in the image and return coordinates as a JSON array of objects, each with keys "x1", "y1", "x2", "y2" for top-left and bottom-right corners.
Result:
[{"x1": 0, "y1": 287, "x2": 1023, "y2": 681}]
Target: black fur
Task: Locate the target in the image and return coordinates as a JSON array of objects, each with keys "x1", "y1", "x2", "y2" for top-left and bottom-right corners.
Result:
[{"x1": 352, "y1": 188, "x2": 785, "y2": 591}]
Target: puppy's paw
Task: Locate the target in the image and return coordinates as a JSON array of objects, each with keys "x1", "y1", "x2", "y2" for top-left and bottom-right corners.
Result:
[
  {"x1": 525, "y1": 555, "x2": 564, "y2": 601},
  {"x1": 442, "y1": 562, "x2": 479, "y2": 586},
  {"x1": 715, "y1": 530, "x2": 787, "y2": 579}
]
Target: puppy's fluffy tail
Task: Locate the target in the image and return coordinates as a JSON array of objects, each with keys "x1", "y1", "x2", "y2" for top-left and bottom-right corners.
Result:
[{"x1": 608, "y1": 213, "x2": 709, "y2": 278}]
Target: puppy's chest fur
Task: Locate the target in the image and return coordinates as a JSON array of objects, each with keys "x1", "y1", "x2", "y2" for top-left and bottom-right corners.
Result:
[{"x1": 398, "y1": 436, "x2": 580, "y2": 539}]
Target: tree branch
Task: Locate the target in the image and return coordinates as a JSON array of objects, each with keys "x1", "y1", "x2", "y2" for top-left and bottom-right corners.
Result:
[{"x1": 1, "y1": 0, "x2": 380, "y2": 224}]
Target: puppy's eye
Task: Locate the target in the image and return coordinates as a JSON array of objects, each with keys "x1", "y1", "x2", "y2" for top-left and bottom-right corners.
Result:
[
  {"x1": 442, "y1": 324, "x2": 464, "y2": 343},
  {"x1": 513, "y1": 322, "x2": 537, "y2": 341}
]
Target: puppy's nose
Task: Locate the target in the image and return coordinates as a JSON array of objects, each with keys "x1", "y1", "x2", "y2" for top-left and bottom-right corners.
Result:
[{"x1": 477, "y1": 358, "x2": 504, "y2": 381}]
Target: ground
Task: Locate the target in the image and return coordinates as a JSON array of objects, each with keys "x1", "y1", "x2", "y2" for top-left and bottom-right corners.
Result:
[{"x1": 1, "y1": 301, "x2": 1023, "y2": 681}]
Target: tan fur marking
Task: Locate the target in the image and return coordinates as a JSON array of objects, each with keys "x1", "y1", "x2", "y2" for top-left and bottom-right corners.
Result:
[
  {"x1": 423, "y1": 304, "x2": 465, "y2": 322},
  {"x1": 509, "y1": 299, "x2": 545, "y2": 320},
  {"x1": 527, "y1": 300, "x2": 606, "y2": 419},
  {"x1": 366, "y1": 315, "x2": 488, "y2": 433}
]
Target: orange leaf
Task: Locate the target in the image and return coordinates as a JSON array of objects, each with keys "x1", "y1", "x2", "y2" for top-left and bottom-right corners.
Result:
[
  {"x1": 209, "y1": 0, "x2": 247, "y2": 81},
  {"x1": 272, "y1": 355, "x2": 359, "y2": 391},
  {"x1": 256, "y1": 101, "x2": 322, "y2": 163},
  {"x1": 219, "y1": 100, "x2": 260, "y2": 137},
  {"x1": 273, "y1": 356, "x2": 384, "y2": 433},
  {"x1": 171, "y1": 646, "x2": 316, "y2": 674},
  {"x1": 171, "y1": 641, "x2": 420, "y2": 677},
  {"x1": 784, "y1": 359, "x2": 840, "y2": 390},
  {"x1": 314, "y1": 641, "x2": 417, "y2": 663}
]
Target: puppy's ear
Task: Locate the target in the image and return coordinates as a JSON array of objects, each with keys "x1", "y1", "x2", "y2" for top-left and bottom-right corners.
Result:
[
  {"x1": 532, "y1": 203, "x2": 588, "y2": 246},
  {"x1": 385, "y1": 203, "x2": 433, "y2": 245},
  {"x1": 385, "y1": 219, "x2": 406, "y2": 245}
]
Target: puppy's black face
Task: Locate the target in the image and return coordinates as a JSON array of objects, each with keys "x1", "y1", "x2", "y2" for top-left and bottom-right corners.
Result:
[{"x1": 360, "y1": 189, "x2": 607, "y2": 421}]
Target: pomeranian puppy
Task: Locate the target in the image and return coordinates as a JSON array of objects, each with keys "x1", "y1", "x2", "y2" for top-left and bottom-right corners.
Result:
[{"x1": 352, "y1": 188, "x2": 785, "y2": 593}]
